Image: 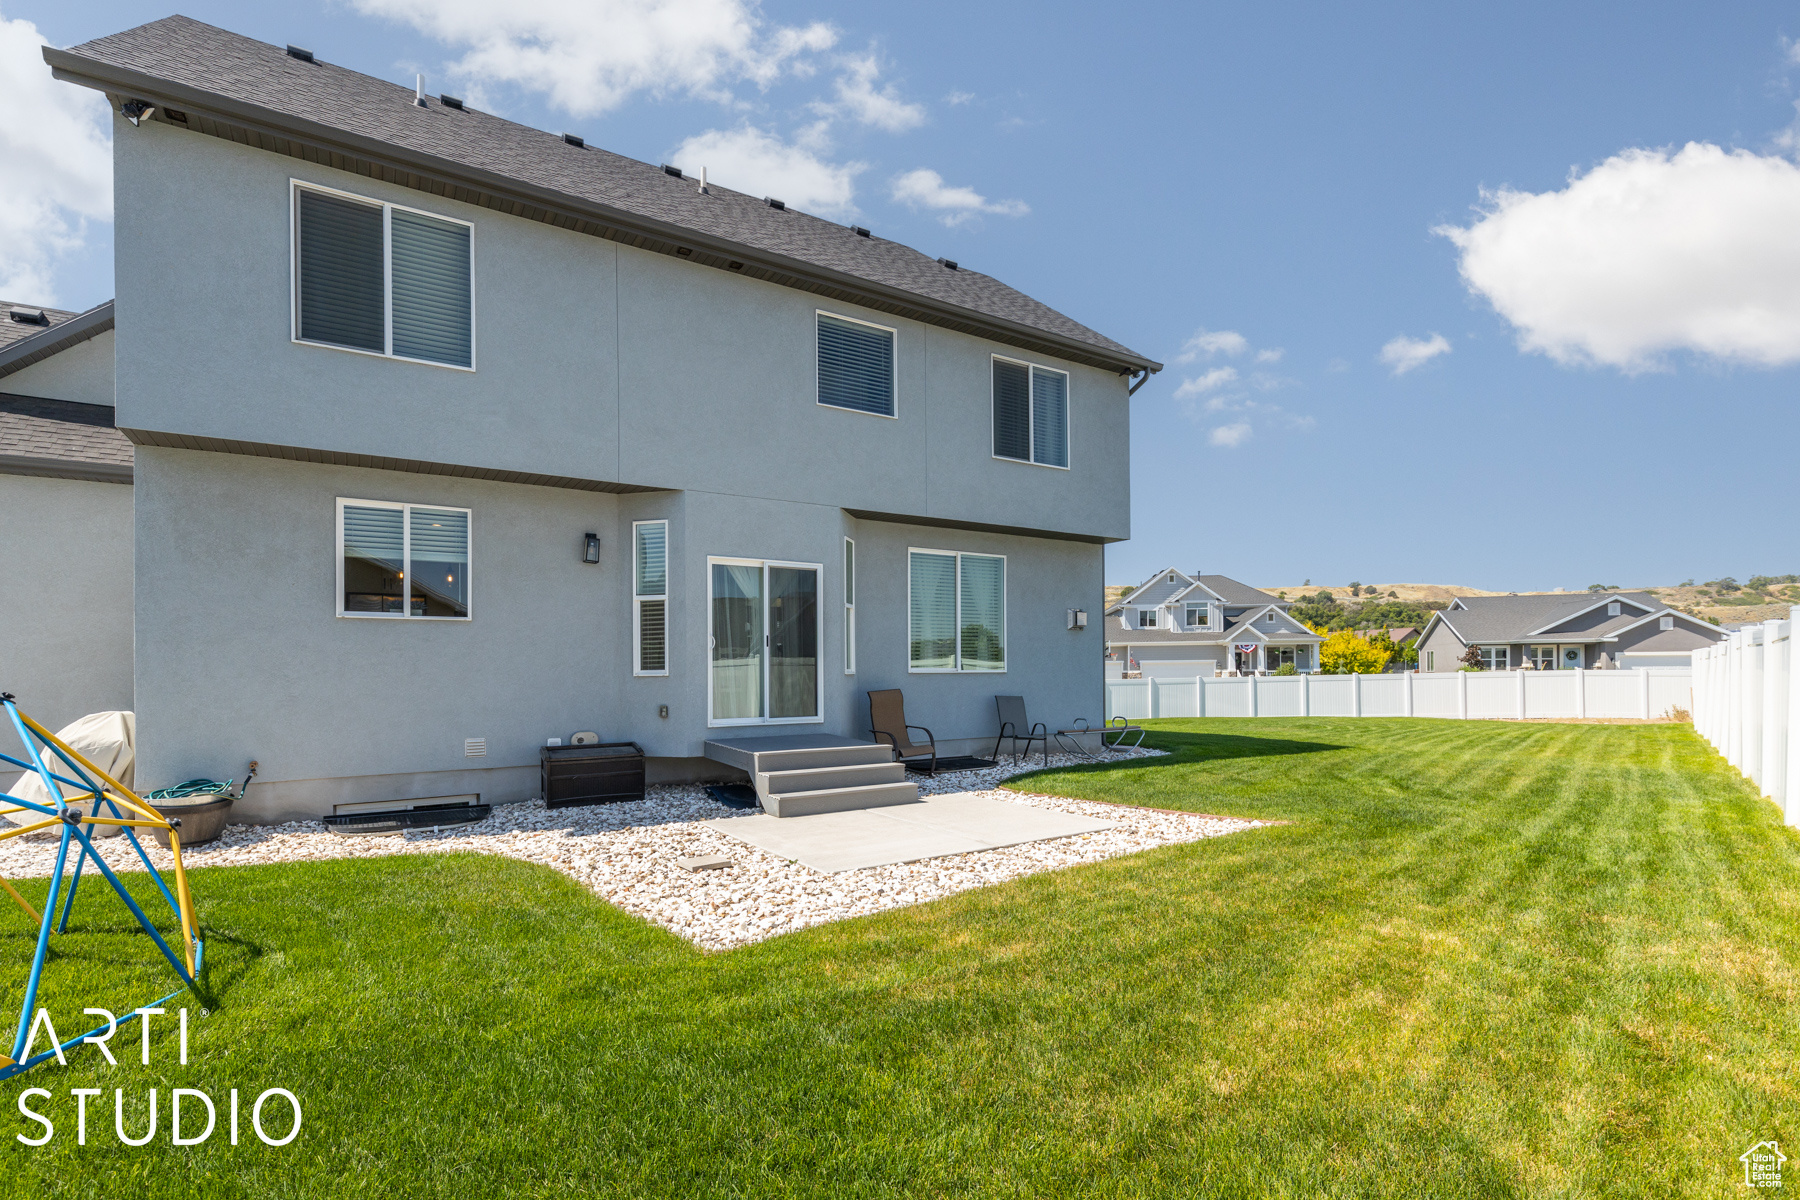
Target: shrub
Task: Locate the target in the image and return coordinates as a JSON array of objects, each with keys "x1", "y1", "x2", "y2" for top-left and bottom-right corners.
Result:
[
  {"x1": 1320, "y1": 630, "x2": 1392, "y2": 674},
  {"x1": 1274, "y1": 662, "x2": 1299, "y2": 676},
  {"x1": 1459, "y1": 644, "x2": 1484, "y2": 670}
]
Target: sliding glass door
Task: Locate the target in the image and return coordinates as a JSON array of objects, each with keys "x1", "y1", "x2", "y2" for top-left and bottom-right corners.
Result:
[{"x1": 710, "y1": 558, "x2": 821, "y2": 724}]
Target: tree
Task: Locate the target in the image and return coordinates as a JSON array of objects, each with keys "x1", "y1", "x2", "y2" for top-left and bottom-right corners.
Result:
[
  {"x1": 1459, "y1": 643, "x2": 1483, "y2": 670},
  {"x1": 1319, "y1": 629, "x2": 1391, "y2": 674}
]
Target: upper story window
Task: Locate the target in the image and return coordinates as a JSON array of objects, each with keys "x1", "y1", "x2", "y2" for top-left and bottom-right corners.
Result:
[
  {"x1": 992, "y1": 356, "x2": 1069, "y2": 468},
  {"x1": 1137, "y1": 609, "x2": 1157, "y2": 629},
  {"x1": 1185, "y1": 602, "x2": 1209, "y2": 628},
  {"x1": 1607, "y1": 601, "x2": 1621, "y2": 616},
  {"x1": 1264, "y1": 610, "x2": 1278, "y2": 624},
  {"x1": 339, "y1": 499, "x2": 470, "y2": 619},
  {"x1": 294, "y1": 182, "x2": 474, "y2": 370},
  {"x1": 817, "y1": 312, "x2": 896, "y2": 417},
  {"x1": 1659, "y1": 615, "x2": 1674, "y2": 631}
]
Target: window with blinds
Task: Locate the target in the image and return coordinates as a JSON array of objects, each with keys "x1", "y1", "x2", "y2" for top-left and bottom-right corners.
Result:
[
  {"x1": 635, "y1": 520, "x2": 669, "y2": 675},
  {"x1": 339, "y1": 499, "x2": 471, "y2": 619},
  {"x1": 295, "y1": 183, "x2": 474, "y2": 369},
  {"x1": 817, "y1": 312, "x2": 896, "y2": 416},
  {"x1": 992, "y1": 357, "x2": 1070, "y2": 468},
  {"x1": 908, "y1": 549, "x2": 1005, "y2": 672}
]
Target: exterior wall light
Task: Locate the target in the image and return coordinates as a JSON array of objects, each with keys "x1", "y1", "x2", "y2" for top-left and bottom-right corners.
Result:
[
  {"x1": 582, "y1": 533, "x2": 601, "y2": 564},
  {"x1": 1068, "y1": 609, "x2": 1088, "y2": 630}
]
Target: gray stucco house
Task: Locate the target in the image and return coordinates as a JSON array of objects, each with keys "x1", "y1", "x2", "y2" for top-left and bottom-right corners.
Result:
[
  {"x1": 0, "y1": 300, "x2": 132, "y2": 752},
  {"x1": 1105, "y1": 570, "x2": 1322, "y2": 676},
  {"x1": 1414, "y1": 592, "x2": 1724, "y2": 672},
  {"x1": 40, "y1": 17, "x2": 1158, "y2": 822}
]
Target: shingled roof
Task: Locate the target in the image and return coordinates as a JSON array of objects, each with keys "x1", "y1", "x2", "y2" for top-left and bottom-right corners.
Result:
[
  {"x1": 0, "y1": 300, "x2": 114, "y2": 383},
  {"x1": 47, "y1": 17, "x2": 1158, "y2": 376},
  {"x1": 0, "y1": 394, "x2": 133, "y2": 482}
]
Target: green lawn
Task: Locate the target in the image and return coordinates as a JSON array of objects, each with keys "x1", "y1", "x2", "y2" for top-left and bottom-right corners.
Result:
[{"x1": 3, "y1": 718, "x2": 1797, "y2": 1198}]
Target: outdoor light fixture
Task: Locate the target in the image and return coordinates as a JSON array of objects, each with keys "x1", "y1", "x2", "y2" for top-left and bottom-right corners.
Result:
[
  {"x1": 582, "y1": 533, "x2": 601, "y2": 564},
  {"x1": 120, "y1": 99, "x2": 155, "y2": 126},
  {"x1": 1068, "y1": 609, "x2": 1088, "y2": 630}
]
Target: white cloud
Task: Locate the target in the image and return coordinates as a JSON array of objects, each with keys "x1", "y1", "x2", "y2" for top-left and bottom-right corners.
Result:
[
  {"x1": 945, "y1": 90, "x2": 975, "y2": 106},
  {"x1": 1436, "y1": 143, "x2": 1800, "y2": 371},
  {"x1": 826, "y1": 54, "x2": 923, "y2": 132},
  {"x1": 888, "y1": 168, "x2": 1028, "y2": 227},
  {"x1": 351, "y1": 0, "x2": 836, "y2": 116},
  {"x1": 1209, "y1": 422, "x2": 1252, "y2": 448},
  {"x1": 0, "y1": 13, "x2": 111, "y2": 303},
  {"x1": 1254, "y1": 347, "x2": 1284, "y2": 364},
  {"x1": 1379, "y1": 333, "x2": 1452, "y2": 375},
  {"x1": 1172, "y1": 366, "x2": 1237, "y2": 398},
  {"x1": 1173, "y1": 328, "x2": 1247, "y2": 363},
  {"x1": 671, "y1": 126, "x2": 862, "y2": 215}
]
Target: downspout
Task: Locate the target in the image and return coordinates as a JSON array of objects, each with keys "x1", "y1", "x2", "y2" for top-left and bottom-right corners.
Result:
[{"x1": 1127, "y1": 367, "x2": 1156, "y2": 397}]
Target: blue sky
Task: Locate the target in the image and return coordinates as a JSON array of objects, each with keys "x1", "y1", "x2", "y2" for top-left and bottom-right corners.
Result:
[{"x1": 10, "y1": 1, "x2": 1800, "y2": 591}]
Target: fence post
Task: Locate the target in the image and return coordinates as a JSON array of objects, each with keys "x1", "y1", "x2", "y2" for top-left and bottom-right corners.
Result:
[
  {"x1": 1516, "y1": 669, "x2": 1526, "y2": 720},
  {"x1": 1728, "y1": 630, "x2": 1745, "y2": 771},
  {"x1": 1640, "y1": 664, "x2": 1651, "y2": 720},
  {"x1": 1301, "y1": 671, "x2": 1310, "y2": 717},
  {"x1": 1248, "y1": 675, "x2": 1258, "y2": 718},
  {"x1": 1457, "y1": 669, "x2": 1468, "y2": 720},
  {"x1": 1352, "y1": 672, "x2": 1362, "y2": 717},
  {"x1": 1404, "y1": 670, "x2": 1414, "y2": 717},
  {"x1": 1148, "y1": 677, "x2": 1158, "y2": 720},
  {"x1": 1788, "y1": 606, "x2": 1800, "y2": 825},
  {"x1": 1765, "y1": 617, "x2": 1788, "y2": 810},
  {"x1": 1574, "y1": 667, "x2": 1586, "y2": 719},
  {"x1": 1195, "y1": 675, "x2": 1203, "y2": 720}
]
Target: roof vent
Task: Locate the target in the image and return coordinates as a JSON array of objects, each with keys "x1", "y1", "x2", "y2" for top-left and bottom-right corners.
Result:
[
  {"x1": 439, "y1": 94, "x2": 464, "y2": 110},
  {"x1": 562, "y1": 133, "x2": 585, "y2": 148},
  {"x1": 675, "y1": 246, "x2": 693, "y2": 257},
  {"x1": 851, "y1": 225, "x2": 871, "y2": 238},
  {"x1": 727, "y1": 261, "x2": 744, "y2": 271},
  {"x1": 8, "y1": 308, "x2": 47, "y2": 325},
  {"x1": 660, "y1": 164, "x2": 683, "y2": 178},
  {"x1": 286, "y1": 45, "x2": 314, "y2": 62},
  {"x1": 164, "y1": 108, "x2": 189, "y2": 124},
  {"x1": 937, "y1": 257, "x2": 959, "y2": 270},
  {"x1": 764, "y1": 197, "x2": 786, "y2": 210}
]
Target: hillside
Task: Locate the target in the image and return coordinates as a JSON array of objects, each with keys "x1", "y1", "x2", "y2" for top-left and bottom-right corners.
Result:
[{"x1": 1104, "y1": 577, "x2": 1800, "y2": 627}]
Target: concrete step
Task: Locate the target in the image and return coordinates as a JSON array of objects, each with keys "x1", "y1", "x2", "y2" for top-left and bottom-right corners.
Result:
[
  {"x1": 751, "y1": 743, "x2": 895, "y2": 774},
  {"x1": 763, "y1": 781, "x2": 920, "y2": 818},
  {"x1": 756, "y1": 761, "x2": 908, "y2": 797}
]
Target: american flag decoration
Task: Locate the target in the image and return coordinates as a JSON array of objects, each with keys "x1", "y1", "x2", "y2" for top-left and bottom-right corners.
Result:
[{"x1": 1235, "y1": 644, "x2": 1258, "y2": 654}]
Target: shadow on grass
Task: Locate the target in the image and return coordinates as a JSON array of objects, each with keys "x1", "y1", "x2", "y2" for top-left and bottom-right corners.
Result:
[{"x1": 1141, "y1": 729, "x2": 1349, "y2": 762}]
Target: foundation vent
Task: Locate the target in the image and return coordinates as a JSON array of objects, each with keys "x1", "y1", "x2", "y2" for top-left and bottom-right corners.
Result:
[{"x1": 464, "y1": 738, "x2": 487, "y2": 758}]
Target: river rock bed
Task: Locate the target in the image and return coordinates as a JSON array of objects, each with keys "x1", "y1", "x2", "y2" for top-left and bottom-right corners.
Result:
[{"x1": 0, "y1": 749, "x2": 1271, "y2": 950}]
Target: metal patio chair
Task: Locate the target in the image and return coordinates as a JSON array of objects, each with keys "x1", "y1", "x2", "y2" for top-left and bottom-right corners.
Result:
[
  {"x1": 868, "y1": 689, "x2": 938, "y2": 775},
  {"x1": 991, "y1": 695, "x2": 1049, "y2": 766}
]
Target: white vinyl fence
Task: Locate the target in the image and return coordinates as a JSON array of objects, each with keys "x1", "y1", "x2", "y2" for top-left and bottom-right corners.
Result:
[
  {"x1": 1692, "y1": 609, "x2": 1798, "y2": 825},
  {"x1": 1106, "y1": 668, "x2": 1693, "y2": 723}
]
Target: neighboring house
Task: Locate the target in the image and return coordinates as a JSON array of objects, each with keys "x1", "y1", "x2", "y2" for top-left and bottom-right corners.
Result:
[
  {"x1": 1105, "y1": 570, "x2": 1322, "y2": 676},
  {"x1": 1415, "y1": 592, "x2": 1723, "y2": 672},
  {"x1": 0, "y1": 300, "x2": 132, "y2": 752},
  {"x1": 1378, "y1": 627, "x2": 1419, "y2": 645},
  {"x1": 44, "y1": 18, "x2": 1158, "y2": 821}
]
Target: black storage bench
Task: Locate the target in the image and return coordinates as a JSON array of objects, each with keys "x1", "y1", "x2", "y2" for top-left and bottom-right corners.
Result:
[{"x1": 541, "y1": 742, "x2": 646, "y2": 809}]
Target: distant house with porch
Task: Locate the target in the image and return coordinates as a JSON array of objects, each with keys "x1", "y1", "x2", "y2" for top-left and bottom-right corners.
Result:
[
  {"x1": 1414, "y1": 592, "x2": 1724, "y2": 672},
  {"x1": 1105, "y1": 570, "x2": 1323, "y2": 676}
]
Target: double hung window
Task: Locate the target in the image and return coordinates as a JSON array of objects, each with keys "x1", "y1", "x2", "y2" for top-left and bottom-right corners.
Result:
[
  {"x1": 1478, "y1": 646, "x2": 1509, "y2": 671},
  {"x1": 992, "y1": 357, "x2": 1069, "y2": 468},
  {"x1": 338, "y1": 499, "x2": 470, "y2": 618},
  {"x1": 1185, "y1": 602, "x2": 1209, "y2": 629},
  {"x1": 843, "y1": 538, "x2": 857, "y2": 674},
  {"x1": 1136, "y1": 609, "x2": 1157, "y2": 629},
  {"x1": 294, "y1": 182, "x2": 474, "y2": 369},
  {"x1": 817, "y1": 312, "x2": 896, "y2": 416},
  {"x1": 909, "y1": 550, "x2": 1005, "y2": 672},
  {"x1": 1528, "y1": 645, "x2": 1556, "y2": 670},
  {"x1": 635, "y1": 521, "x2": 668, "y2": 675}
]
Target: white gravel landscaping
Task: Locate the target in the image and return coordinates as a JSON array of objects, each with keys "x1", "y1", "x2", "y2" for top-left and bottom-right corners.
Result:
[{"x1": 0, "y1": 749, "x2": 1273, "y2": 951}]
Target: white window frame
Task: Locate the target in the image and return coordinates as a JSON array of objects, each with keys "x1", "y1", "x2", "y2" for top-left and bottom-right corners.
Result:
[
  {"x1": 633, "y1": 520, "x2": 669, "y2": 677},
  {"x1": 815, "y1": 310, "x2": 899, "y2": 419},
  {"x1": 1607, "y1": 601, "x2": 1621, "y2": 617},
  {"x1": 706, "y1": 556, "x2": 825, "y2": 727},
  {"x1": 1659, "y1": 615, "x2": 1674, "y2": 631},
  {"x1": 1137, "y1": 608, "x2": 1158, "y2": 629},
  {"x1": 1427, "y1": 650, "x2": 1435, "y2": 671},
  {"x1": 990, "y1": 354, "x2": 1072, "y2": 470},
  {"x1": 1478, "y1": 645, "x2": 1509, "y2": 671},
  {"x1": 1185, "y1": 601, "x2": 1209, "y2": 630},
  {"x1": 1528, "y1": 645, "x2": 1556, "y2": 670},
  {"x1": 843, "y1": 536, "x2": 857, "y2": 674},
  {"x1": 291, "y1": 179, "x2": 477, "y2": 372},
  {"x1": 906, "y1": 547, "x2": 1008, "y2": 674},
  {"x1": 335, "y1": 497, "x2": 472, "y2": 621}
]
